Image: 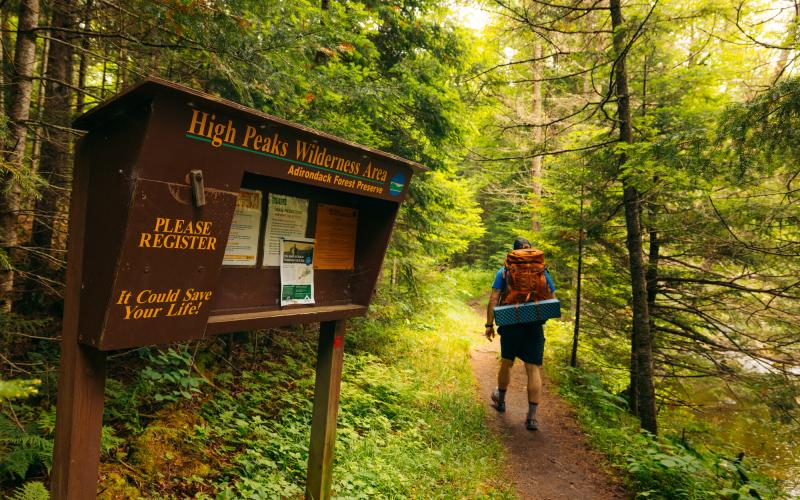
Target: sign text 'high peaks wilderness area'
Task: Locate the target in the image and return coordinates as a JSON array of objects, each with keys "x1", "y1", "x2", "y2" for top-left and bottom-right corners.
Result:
[{"x1": 185, "y1": 109, "x2": 398, "y2": 196}]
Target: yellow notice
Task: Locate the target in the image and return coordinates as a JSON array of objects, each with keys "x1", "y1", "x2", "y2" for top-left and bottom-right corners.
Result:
[{"x1": 314, "y1": 204, "x2": 358, "y2": 270}]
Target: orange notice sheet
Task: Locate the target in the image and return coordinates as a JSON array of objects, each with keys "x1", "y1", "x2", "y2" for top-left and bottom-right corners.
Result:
[{"x1": 314, "y1": 204, "x2": 358, "y2": 270}]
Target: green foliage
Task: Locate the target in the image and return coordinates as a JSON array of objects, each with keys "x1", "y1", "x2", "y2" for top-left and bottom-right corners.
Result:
[
  {"x1": 551, "y1": 367, "x2": 781, "y2": 499},
  {"x1": 0, "y1": 380, "x2": 40, "y2": 403},
  {"x1": 0, "y1": 413, "x2": 53, "y2": 480},
  {"x1": 140, "y1": 348, "x2": 205, "y2": 403},
  {"x1": 0, "y1": 363, "x2": 51, "y2": 485},
  {"x1": 722, "y1": 76, "x2": 800, "y2": 179},
  {"x1": 4, "y1": 5, "x2": 487, "y2": 493},
  {"x1": 9, "y1": 481, "x2": 49, "y2": 500},
  {"x1": 545, "y1": 323, "x2": 784, "y2": 499},
  {"x1": 100, "y1": 425, "x2": 124, "y2": 459},
  {"x1": 0, "y1": 313, "x2": 53, "y2": 343},
  {"x1": 0, "y1": 249, "x2": 10, "y2": 273},
  {"x1": 4, "y1": 0, "x2": 800, "y2": 495}
]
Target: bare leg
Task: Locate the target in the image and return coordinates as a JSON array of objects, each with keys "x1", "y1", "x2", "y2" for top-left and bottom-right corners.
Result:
[
  {"x1": 497, "y1": 358, "x2": 514, "y2": 390},
  {"x1": 524, "y1": 363, "x2": 542, "y2": 404}
]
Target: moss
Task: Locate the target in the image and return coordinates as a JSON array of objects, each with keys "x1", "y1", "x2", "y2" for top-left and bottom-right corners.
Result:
[
  {"x1": 97, "y1": 470, "x2": 144, "y2": 500},
  {"x1": 127, "y1": 406, "x2": 214, "y2": 490}
]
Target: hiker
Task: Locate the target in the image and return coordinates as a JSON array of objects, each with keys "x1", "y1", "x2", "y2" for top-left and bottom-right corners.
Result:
[{"x1": 484, "y1": 237, "x2": 556, "y2": 431}]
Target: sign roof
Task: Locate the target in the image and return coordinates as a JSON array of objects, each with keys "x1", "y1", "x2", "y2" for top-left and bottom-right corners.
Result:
[{"x1": 74, "y1": 77, "x2": 427, "y2": 173}]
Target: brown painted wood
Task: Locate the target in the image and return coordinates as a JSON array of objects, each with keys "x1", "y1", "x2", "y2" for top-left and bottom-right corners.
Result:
[
  {"x1": 75, "y1": 77, "x2": 427, "y2": 174},
  {"x1": 306, "y1": 320, "x2": 346, "y2": 500},
  {"x1": 67, "y1": 79, "x2": 421, "y2": 349},
  {"x1": 51, "y1": 133, "x2": 108, "y2": 500},
  {"x1": 206, "y1": 304, "x2": 365, "y2": 335}
]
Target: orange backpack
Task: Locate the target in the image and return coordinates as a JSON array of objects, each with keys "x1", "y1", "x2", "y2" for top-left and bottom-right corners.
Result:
[{"x1": 501, "y1": 248, "x2": 553, "y2": 305}]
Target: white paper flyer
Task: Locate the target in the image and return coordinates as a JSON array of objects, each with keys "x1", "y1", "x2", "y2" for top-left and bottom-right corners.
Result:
[
  {"x1": 264, "y1": 193, "x2": 309, "y2": 266},
  {"x1": 280, "y1": 237, "x2": 315, "y2": 306}
]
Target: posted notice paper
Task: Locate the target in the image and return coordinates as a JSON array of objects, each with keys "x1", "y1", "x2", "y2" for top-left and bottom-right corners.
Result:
[
  {"x1": 264, "y1": 193, "x2": 309, "y2": 267},
  {"x1": 314, "y1": 203, "x2": 358, "y2": 270},
  {"x1": 222, "y1": 189, "x2": 262, "y2": 266},
  {"x1": 280, "y1": 237, "x2": 315, "y2": 306}
]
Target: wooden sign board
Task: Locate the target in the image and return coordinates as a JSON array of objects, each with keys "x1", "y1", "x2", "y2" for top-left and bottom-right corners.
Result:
[
  {"x1": 70, "y1": 78, "x2": 423, "y2": 350},
  {"x1": 51, "y1": 78, "x2": 423, "y2": 500}
]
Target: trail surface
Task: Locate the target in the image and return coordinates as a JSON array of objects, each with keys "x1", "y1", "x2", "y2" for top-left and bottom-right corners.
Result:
[{"x1": 471, "y1": 337, "x2": 626, "y2": 500}]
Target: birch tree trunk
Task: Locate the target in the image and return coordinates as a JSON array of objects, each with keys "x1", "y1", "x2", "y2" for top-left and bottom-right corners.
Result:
[
  {"x1": 0, "y1": 0, "x2": 40, "y2": 310},
  {"x1": 609, "y1": 0, "x2": 657, "y2": 435}
]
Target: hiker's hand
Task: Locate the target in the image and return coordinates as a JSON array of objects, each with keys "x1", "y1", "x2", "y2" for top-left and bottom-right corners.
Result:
[{"x1": 484, "y1": 326, "x2": 495, "y2": 341}]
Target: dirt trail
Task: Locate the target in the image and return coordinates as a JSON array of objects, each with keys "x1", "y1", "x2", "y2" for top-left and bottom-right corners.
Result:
[{"x1": 471, "y1": 339, "x2": 626, "y2": 500}]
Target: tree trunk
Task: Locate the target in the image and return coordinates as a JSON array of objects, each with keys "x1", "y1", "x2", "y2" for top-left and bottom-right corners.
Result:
[
  {"x1": 642, "y1": 51, "x2": 660, "y2": 357},
  {"x1": 0, "y1": 12, "x2": 5, "y2": 115},
  {"x1": 646, "y1": 211, "x2": 659, "y2": 322},
  {"x1": 31, "y1": 0, "x2": 75, "y2": 287},
  {"x1": 531, "y1": 43, "x2": 543, "y2": 232},
  {"x1": 75, "y1": 0, "x2": 92, "y2": 114},
  {"x1": 1, "y1": 12, "x2": 11, "y2": 115},
  {"x1": 0, "y1": 0, "x2": 40, "y2": 310},
  {"x1": 114, "y1": 1, "x2": 125, "y2": 92},
  {"x1": 609, "y1": 0, "x2": 657, "y2": 435},
  {"x1": 29, "y1": 32, "x2": 49, "y2": 175},
  {"x1": 570, "y1": 185, "x2": 584, "y2": 368}
]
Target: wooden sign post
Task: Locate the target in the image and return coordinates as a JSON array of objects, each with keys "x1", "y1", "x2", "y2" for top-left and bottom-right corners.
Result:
[{"x1": 50, "y1": 78, "x2": 424, "y2": 499}]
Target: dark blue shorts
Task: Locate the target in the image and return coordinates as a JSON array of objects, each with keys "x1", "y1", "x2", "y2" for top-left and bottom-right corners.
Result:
[{"x1": 498, "y1": 322, "x2": 545, "y2": 365}]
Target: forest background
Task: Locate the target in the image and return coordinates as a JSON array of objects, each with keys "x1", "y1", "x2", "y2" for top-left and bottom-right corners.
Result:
[{"x1": 0, "y1": 0, "x2": 798, "y2": 498}]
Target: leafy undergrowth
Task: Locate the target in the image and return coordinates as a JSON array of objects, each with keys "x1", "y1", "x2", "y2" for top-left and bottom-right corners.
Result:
[
  {"x1": 543, "y1": 321, "x2": 785, "y2": 500},
  {"x1": 90, "y1": 279, "x2": 511, "y2": 498}
]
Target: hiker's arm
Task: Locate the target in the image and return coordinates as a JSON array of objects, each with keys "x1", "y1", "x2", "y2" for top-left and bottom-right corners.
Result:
[{"x1": 485, "y1": 288, "x2": 501, "y2": 340}]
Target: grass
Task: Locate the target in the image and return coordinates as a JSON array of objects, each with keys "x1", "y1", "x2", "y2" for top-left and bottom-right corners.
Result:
[
  {"x1": 328, "y1": 297, "x2": 511, "y2": 499},
  {"x1": 91, "y1": 272, "x2": 513, "y2": 499}
]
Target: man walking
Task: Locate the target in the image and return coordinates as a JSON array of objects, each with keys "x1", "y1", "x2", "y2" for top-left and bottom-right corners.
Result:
[{"x1": 484, "y1": 237, "x2": 555, "y2": 431}]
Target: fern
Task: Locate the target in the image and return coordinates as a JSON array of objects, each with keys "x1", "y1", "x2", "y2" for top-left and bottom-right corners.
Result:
[
  {"x1": 0, "y1": 416, "x2": 53, "y2": 479},
  {"x1": 36, "y1": 408, "x2": 56, "y2": 436},
  {"x1": 10, "y1": 481, "x2": 49, "y2": 500},
  {"x1": 100, "y1": 425, "x2": 124, "y2": 458}
]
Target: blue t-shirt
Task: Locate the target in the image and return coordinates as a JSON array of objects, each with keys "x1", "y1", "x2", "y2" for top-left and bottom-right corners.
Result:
[{"x1": 492, "y1": 267, "x2": 555, "y2": 293}]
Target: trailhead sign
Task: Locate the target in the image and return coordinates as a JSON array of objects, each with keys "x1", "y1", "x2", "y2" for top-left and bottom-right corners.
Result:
[
  {"x1": 69, "y1": 78, "x2": 421, "y2": 350},
  {"x1": 50, "y1": 78, "x2": 424, "y2": 499}
]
